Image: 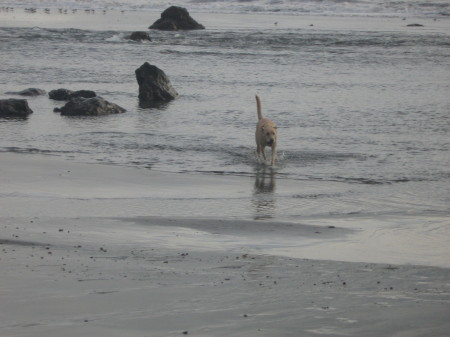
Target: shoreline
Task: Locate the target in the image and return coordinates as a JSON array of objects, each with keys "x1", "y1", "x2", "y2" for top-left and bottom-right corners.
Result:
[{"x1": 1, "y1": 152, "x2": 449, "y2": 268}]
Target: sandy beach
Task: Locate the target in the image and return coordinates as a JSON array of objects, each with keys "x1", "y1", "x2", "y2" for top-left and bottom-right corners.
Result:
[
  {"x1": 1, "y1": 153, "x2": 449, "y2": 336},
  {"x1": 1, "y1": 3, "x2": 450, "y2": 336}
]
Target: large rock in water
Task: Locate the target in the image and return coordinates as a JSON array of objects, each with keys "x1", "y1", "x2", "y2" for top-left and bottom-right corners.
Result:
[
  {"x1": 149, "y1": 6, "x2": 205, "y2": 31},
  {"x1": 49, "y1": 88, "x2": 96, "y2": 101},
  {"x1": 135, "y1": 62, "x2": 178, "y2": 105},
  {"x1": 0, "y1": 99, "x2": 33, "y2": 118},
  {"x1": 57, "y1": 97, "x2": 126, "y2": 116}
]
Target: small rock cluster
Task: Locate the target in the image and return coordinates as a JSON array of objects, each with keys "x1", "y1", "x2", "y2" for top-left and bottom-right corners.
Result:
[{"x1": 1, "y1": 6, "x2": 203, "y2": 118}]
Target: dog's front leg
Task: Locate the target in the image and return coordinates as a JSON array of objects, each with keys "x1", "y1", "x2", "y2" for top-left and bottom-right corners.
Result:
[
  {"x1": 260, "y1": 146, "x2": 267, "y2": 161},
  {"x1": 270, "y1": 144, "x2": 277, "y2": 166}
]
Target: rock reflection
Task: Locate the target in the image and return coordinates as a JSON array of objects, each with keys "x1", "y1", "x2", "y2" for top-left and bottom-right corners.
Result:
[{"x1": 252, "y1": 168, "x2": 276, "y2": 220}]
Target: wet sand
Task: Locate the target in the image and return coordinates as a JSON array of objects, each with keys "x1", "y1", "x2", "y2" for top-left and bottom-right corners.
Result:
[
  {"x1": 1, "y1": 153, "x2": 449, "y2": 267},
  {"x1": 1, "y1": 153, "x2": 449, "y2": 336}
]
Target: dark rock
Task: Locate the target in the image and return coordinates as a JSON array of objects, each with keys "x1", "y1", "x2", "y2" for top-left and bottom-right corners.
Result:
[
  {"x1": 149, "y1": 6, "x2": 205, "y2": 31},
  {"x1": 152, "y1": 21, "x2": 177, "y2": 31},
  {"x1": 129, "y1": 31, "x2": 152, "y2": 41},
  {"x1": 6, "y1": 88, "x2": 47, "y2": 96},
  {"x1": 135, "y1": 62, "x2": 178, "y2": 105},
  {"x1": 58, "y1": 97, "x2": 126, "y2": 116},
  {"x1": 70, "y1": 90, "x2": 96, "y2": 99},
  {"x1": 49, "y1": 88, "x2": 74, "y2": 100},
  {"x1": 0, "y1": 99, "x2": 34, "y2": 118},
  {"x1": 49, "y1": 88, "x2": 96, "y2": 101},
  {"x1": 406, "y1": 23, "x2": 424, "y2": 27}
]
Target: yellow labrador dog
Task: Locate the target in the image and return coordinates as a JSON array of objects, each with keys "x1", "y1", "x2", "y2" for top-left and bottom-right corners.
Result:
[{"x1": 255, "y1": 95, "x2": 278, "y2": 165}]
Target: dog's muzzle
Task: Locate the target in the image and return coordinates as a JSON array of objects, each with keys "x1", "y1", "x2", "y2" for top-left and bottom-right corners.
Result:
[{"x1": 267, "y1": 139, "x2": 274, "y2": 146}]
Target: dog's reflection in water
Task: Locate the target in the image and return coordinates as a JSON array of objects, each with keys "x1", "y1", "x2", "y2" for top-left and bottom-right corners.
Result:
[{"x1": 252, "y1": 168, "x2": 276, "y2": 220}]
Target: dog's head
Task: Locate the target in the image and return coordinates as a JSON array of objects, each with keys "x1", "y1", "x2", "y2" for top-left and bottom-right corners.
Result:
[{"x1": 262, "y1": 124, "x2": 277, "y2": 146}]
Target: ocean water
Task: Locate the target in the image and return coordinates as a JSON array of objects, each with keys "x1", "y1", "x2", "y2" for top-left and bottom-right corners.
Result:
[
  {"x1": 1, "y1": 0, "x2": 450, "y2": 16},
  {"x1": 0, "y1": 1, "x2": 449, "y2": 224}
]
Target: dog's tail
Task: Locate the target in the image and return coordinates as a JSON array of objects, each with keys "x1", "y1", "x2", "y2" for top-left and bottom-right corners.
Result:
[{"x1": 256, "y1": 95, "x2": 263, "y2": 120}]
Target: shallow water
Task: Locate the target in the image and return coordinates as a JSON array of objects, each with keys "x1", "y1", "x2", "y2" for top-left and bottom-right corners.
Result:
[{"x1": 1, "y1": 10, "x2": 449, "y2": 222}]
